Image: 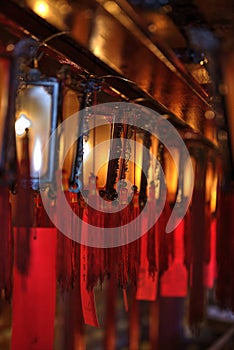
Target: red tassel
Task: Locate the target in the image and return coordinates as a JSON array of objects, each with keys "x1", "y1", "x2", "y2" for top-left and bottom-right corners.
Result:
[
  {"x1": 128, "y1": 187, "x2": 140, "y2": 286},
  {"x1": 104, "y1": 202, "x2": 120, "y2": 282},
  {"x1": 158, "y1": 202, "x2": 172, "y2": 274},
  {"x1": 118, "y1": 182, "x2": 129, "y2": 288},
  {"x1": 147, "y1": 182, "x2": 157, "y2": 276},
  {"x1": 0, "y1": 187, "x2": 12, "y2": 300},
  {"x1": 56, "y1": 191, "x2": 79, "y2": 291},
  {"x1": 87, "y1": 175, "x2": 105, "y2": 289}
]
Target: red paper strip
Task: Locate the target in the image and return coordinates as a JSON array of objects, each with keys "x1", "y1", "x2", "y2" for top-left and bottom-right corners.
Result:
[
  {"x1": 136, "y1": 213, "x2": 158, "y2": 301},
  {"x1": 11, "y1": 228, "x2": 57, "y2": 350},
  {"x1": 160, "y1": 220, "x2": 188, "y2": 297}
]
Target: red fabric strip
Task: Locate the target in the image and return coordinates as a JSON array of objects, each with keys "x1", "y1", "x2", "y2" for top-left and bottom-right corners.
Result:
[
  {"x1": 11, "y1": 228, "x2": 57, "y2": 350},
  {"x1": 160, "y1": 219, "x2": 188, "y2": 297}
]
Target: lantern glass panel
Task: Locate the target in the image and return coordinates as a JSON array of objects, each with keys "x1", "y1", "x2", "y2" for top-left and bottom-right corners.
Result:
[
  {"x1": 59, "y1": 89, "x2": 80, "y2": 188},
  {"x1": 83, "y1": 115, "x2": 112, "y2": 190},
  {"x1": 15, "y1": 79, "x2": 59, "y2": 188}
]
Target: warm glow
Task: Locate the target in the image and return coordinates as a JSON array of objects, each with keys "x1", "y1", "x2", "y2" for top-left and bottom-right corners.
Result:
[
  {"x1": 210, "y1": 172, "x2": 218, "y2": 213},
  {"x1": 34, "y1": 1, "x2": 49, "y2": 18},
  {"x1": 205, "y1": 162, "x2": 218, "y2": 213},
  {"x1": 183, "y1": 157, "x2": 195, "y2": 198},
  {"x1": 206, "y1": 163, "x2": 213, "y2": 202},
  {"x1": 33, "y1": 139, "x2": 42, "y2": 172},
  {"x1": 15, "y1": 114, "x2": 31, "y2": 136},
  {"x1": 165, "y1": 148, "x2": 180, "y2": 202},
  {"x1": 103, "y1": 1, "x2": 121, "y2": 15}
]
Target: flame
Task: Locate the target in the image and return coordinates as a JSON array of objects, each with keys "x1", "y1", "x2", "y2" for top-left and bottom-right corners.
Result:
[
  {"x1": 15, "y1": 114, "x2": 31, "y2": 136},
  {"x1": 33, "y1": 139, "x2": 42, "y2": 173}
]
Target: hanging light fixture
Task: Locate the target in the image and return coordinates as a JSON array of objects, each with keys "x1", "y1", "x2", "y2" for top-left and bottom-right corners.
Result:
[{"x1": 14, "y1": 38, "x2": 61, "y2": 190}]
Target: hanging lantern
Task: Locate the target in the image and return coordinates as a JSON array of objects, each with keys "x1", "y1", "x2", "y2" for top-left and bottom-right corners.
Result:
[
  {"x1": 57, "y1": 65, "x2": 85, "y2": 191},
  {"x1": 13, "y1": 39, "x2": 60, "y2": 190}
]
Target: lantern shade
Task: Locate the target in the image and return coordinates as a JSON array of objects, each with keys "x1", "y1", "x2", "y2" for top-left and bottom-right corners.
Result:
[
  {"x1": 0, "y1": 55, "x2": 16, "y2": 184},
  {"x1": 164, "y1": 147, "x2": 180, "y2": 203},
  {"x1": 15, "y1": 74, "x2": 60, "y2": 189}
]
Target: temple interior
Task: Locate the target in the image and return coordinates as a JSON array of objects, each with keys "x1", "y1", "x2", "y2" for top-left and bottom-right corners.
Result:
[{"x1": 0, "y1": 0, "x2": 234, "y2": 349}]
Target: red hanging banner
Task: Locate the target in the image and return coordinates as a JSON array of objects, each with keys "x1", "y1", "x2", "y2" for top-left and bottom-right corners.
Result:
[
  {"x1": 11, "y1": 228, "x2": 57, "y2": 350},
  {"x1": 160, "y1": 219, "x2": 188, "y2": 297}
]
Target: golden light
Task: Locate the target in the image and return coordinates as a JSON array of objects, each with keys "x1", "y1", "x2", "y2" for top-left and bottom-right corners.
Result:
[
  {"x1": 206, "y1": 162, "x2": 213, "y2": 202},
  {"x1": 183, "y1": 156, "x2": 195, "y2": 198},
  {"x1": 210, "y1": 174, "x2": 218, "y2": 213},
  {"x1": 164, "y1": 148, "x2": 180, "y2": 203},
  {"x1": 34, "y1": 1, "x2": 49, "y2": 18},
  {"x1": 205, "y1": 161, "x2": 218, "y2": 213}
]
